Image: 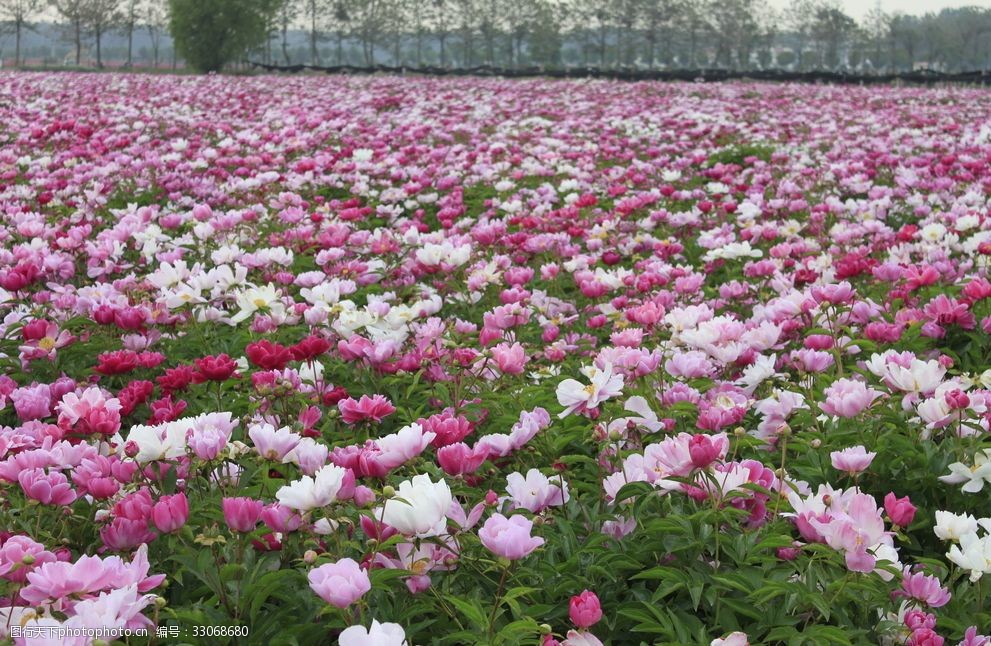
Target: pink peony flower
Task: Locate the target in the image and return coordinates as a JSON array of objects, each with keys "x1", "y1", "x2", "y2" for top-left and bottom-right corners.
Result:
[
  {"x1": 819, "y1": 378, "x2": 883, "y2": 418},
  {"x1": 151, "y1": 493, "x2": 189, "y2": 534},
  {"x1": 491, "y1": 342, "x2": 528, "y2": 375},
  {"x1": 478, "y1": 513, "x2": 544, "y2": 560},
  {"x1": 505, "y1": 469, "x2": 569, "y2": 513},
  {"x1": 11, "y1": 384, "x2": 52, "y2": 421},
  {"x1": 56, "y1": 386, "x2": 122, "y2": 436},
  {"x1": 884, "y1": 492, "x2": 917, "y2": 527},
  {"x1": 830, "y1": 445, "x2": 876, "y2": 475},
  {"x1": 248, "y1": 423, "x2": 302, "y2": 461},
  {"x1": 895, "y1": 568, "x2": 951, "y2": 608},
  {"x1": 338, "y1": 394, "x2": 396, "y2": 425},
  {"x1": 308, "y1": 558, "x2": 371, "y2": 608},
  {"x1": 437, "y1": 442, "x2": 487, "y2": 476},
  {"x1": 0, "y1": 535, "x2": 56, "y2": 582},
  {"x1": 101, "y1": 517, "x2": 157, "y2": 551},
  {"x1": 688, "y1": 434, "x2": 725, "y2": 469},
  {"x1": 18, "y1": 467, "x2": 76, "y2": 505},
  {"x1": 569, "y1": 590, "x2": 602, "y2": 629}
]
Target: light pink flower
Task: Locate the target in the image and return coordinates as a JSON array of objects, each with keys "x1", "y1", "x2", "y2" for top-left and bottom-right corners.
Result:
[
  {"x1": 819, "y1": 378, "x2": 883, "y2": 418},
  {"x1": 895, "y1": 568, "x2": 951, "y2": 608},
  {"x1": 248, "y1": 423, "x2": 301, "y2": 461},
  {"x1": 0, "y1": 536, "x2": 56, "y2": 582},
  {"x1": 478, "y1": 513, "x2": 544, "y2": 560},
  {"x1": 491, "y1": 342, "x2": 527, "y2": 375},
  {"x1": 18, "y1": 467, "x2": 76, "y2": 505},
  {"x1": 830, "y1": 445, "x2": 877, "y2": 475},
  {"x1": 308, "y1": 558, "x2": 371, "y2": 608},
  {"x1": 505, "y1": 469, "x2": 569, "y2": 513}
]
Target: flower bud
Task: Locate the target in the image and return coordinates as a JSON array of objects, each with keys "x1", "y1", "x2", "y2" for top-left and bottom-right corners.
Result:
[{"x1": 568, "y1": 589, "x2": 603, "y2": 629}]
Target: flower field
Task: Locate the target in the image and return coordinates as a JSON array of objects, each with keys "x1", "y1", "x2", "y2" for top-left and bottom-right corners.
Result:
[{"x1": 2, "y1": 72, "x2": 991, "y2": 645}]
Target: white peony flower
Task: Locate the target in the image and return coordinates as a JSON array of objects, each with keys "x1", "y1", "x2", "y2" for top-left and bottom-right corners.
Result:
[
  {"x1": 378, "y1": 474, "x2": 452, "y2": 538},
  {"x1": 338, "y1": 619, "x2": 407, "y2": 646},
  {"x1": 276, "y1": 464, "x2": 349, "y2": 511},
  {"x1": 934, "y1": 510, "x2": 979, "y2": 542},
  {"x1": 947, "y1": 532, "x2": 991, "y2": 582},
  {"x1": 940, "y1": 450, "x2": 991, "y2": 493},
  {"x1": 556, "y1": 363, "x2": 624, "y2": 418}
]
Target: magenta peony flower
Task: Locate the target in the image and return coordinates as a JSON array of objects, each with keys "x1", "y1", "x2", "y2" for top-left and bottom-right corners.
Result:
[
  {"x1": 222, "y1": 497, "x2": 264, "y2": 532},
  {"x1": 152, "y1": 493, "x2": 190, "y2": 533},
  {"x1": 338, "y1": 394, "x2": 396, "y2": 425},
  {"x1": 884, "y1": 492, "x2": 917, "y2": 527}
]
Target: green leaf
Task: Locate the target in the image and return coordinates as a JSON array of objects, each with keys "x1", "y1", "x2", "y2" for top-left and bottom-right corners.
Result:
[{"x1": 444, "y1": 594, "x2": 488, "y2": 629}]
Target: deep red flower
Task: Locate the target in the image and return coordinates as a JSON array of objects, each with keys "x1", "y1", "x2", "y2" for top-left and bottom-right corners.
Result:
[
  {"x1": 290, "y1": 334, "x2": 331, "y2": 361},
  {"x1": 246, "y1": 340, "x2": 292, "y2": 370},
  {"x1": 194, "y1": 354, "x2": 237, "y2": 382},
  {"x1": 148, "y1": 395, "x2": 187, "y2": 424},
  {"x1": 95, "y1": 350, "x2": 140, "y2": 375},
  {"x1": 117, "y1": 380, "x2": 155, "y2": 416},
  {"x1": 157, "y1": 365, "x2": 197, "y2": 393}
]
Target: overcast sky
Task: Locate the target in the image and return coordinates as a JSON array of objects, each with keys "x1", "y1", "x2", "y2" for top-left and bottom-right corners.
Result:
[{"x1": 767, "y1": 0, "x2": 991, "y2": 19}]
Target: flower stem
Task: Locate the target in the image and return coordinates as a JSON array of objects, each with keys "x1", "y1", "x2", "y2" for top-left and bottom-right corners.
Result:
[{"x1": 487, "y1": 565, "x2": 510, "y2": 641}]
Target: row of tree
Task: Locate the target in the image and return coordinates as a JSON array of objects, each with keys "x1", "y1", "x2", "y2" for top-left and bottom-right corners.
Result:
[
  {"x1": 1, "y1": 0, "x2": 990, "y2": 73},
  {"x1": 0, "y1": 0, "x2": 170, "y2": 66}
]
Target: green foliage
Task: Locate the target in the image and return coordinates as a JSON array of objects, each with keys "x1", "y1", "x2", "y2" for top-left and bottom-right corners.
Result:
[
  {"x1": 168, "y1": 0, "x2": 276, "y2": 72},
  {"x1": 706, "y1": 144, "x2": 776, "y2": 168}
]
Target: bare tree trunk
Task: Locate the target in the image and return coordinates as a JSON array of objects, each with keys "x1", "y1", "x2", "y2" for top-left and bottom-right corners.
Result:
[
  {"x1": 15, "y1": 19, "x2": 22, "y2": 67},
  {"x1": 149, "y1": 26, "x2": 160, "y2": 67},
  {"x1": 95, "y1": 24, "x2": 103, "y2": 68},
  {"x1": 282, "y1": 16, "x2": 291, "y2": 64},
  {"x1": 75, "y1": 19, "x2": 82, "y2": 66},
  {"x1": 463, "y1": 31, "x2": 471, "y2": 66},
  {"x1": 689, "y1": 24, "x2": 697, "y2": 67},
  {"x1": 310, "y1": 0, "x2": 319, "y2": 63},
  {"x1": 599, "y1": 24, "x2": 606, "y2": 67},
  {"x1": 127, "y1": 22, "x2": 134, "y2": 66}
]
